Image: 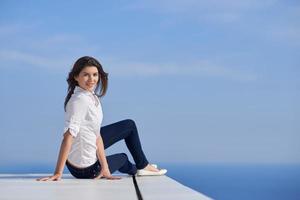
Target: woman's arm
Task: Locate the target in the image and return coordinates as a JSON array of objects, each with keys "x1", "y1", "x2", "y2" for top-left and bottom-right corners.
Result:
[
  {"x1": 96, "y1": 135, "x2": 109, "y2": 169},
  {"x1": 37, "y1": 131, "x2": 73, "y2": 181},
  {"x1": 95, "y1": 135, "x2": 120, "y2": 180}
]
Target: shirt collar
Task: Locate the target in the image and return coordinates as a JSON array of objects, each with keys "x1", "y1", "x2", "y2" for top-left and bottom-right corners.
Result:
[{"x1": 74, "y1": 86, "x2": 96, "y2": 95}]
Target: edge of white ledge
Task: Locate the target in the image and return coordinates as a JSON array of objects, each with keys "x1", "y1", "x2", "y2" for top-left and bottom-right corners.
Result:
[{"x1": 0, "y1": 174, "x2": 213, "y2": 200}]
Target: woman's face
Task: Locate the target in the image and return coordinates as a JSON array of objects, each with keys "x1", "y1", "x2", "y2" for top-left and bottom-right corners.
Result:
[{"x1": 75, "y1": 66, "x2": 99, "y2": 92}]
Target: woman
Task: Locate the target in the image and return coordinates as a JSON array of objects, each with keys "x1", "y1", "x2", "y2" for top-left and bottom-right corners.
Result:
[{"x1": 37, "y1": 56, "x2": 167, "y2": 181}]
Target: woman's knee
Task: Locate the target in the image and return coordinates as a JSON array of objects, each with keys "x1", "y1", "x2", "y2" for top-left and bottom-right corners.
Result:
[
  {"x1": 118, "y1": 153, "x2": 129, "y2": 164},
  {"x1": 123, "y1": 119, "x2": 136, "y2": 129}
]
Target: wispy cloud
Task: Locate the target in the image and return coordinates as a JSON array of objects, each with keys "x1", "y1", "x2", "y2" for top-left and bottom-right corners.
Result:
[
  {"x1": 0, "y1": 48, "x2": 257, "y2": 81},
  {"x1": 123, "y1": 0, "x2": 278, "y2": 23},
  {"x1": 125, "y1": 0, "x2": 277, "y2": 13},
  {"x1": 265, "y1": 5, "x2": 300, "y2": 46},
  {"x1": 0, "y1": 23, "x2": 36, "y2": 36},
  {"x1": 0, "y1": 23, "x2": 98, "y2": 70},
  {"x1": 105, "y1": 59, "x2": 258, "y2": 81},
  {"x1": 0, "y1": 21, "x2": 258, "y2": 81},
  {"x1": 0, "y1": 50, "x2": 71, "y2": 69},
  {"x1": 269, "y1": 27, "x2": 300, "y2": 46},
  {"x1": 126, "y1": 1, "x2": 300, "y2": 47}
]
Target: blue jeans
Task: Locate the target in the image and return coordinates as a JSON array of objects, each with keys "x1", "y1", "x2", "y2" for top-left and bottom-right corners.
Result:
[{"x1": 66, "y1": 119, "x2": 149, "y2": 179}]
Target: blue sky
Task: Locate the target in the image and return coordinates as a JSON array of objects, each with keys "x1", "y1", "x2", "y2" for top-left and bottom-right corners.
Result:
[{"x1": 0, "y1": 0, "x2": 299, "y2": 167}]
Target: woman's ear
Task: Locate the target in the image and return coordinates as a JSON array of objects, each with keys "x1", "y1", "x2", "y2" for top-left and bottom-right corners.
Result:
[{"x1": 74, "y1": 76, "x2": 78, "y2": 82}]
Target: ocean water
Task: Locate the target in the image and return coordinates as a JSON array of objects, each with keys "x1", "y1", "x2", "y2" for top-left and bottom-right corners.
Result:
[
  {"x1": 164, "y1": 163, "x2": 300, "y2": 200},
  {"x1": 1, "y1": 163, "x2": 300, "y2": 200}
]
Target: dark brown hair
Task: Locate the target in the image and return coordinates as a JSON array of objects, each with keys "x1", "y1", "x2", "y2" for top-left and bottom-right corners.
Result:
[{"x1": 64, "y1": 56, "x2": 108, "y2": 110}]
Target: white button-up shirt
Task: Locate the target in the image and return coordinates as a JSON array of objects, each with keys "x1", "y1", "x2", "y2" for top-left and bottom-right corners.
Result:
[{"x1": 63, "y1": 86, "x2": 103, "y2": 168}]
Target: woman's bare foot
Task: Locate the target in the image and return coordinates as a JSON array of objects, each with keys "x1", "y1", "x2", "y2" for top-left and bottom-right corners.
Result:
[{"x1": 143, "y1": 164, "x2": 159, "y2": 172}]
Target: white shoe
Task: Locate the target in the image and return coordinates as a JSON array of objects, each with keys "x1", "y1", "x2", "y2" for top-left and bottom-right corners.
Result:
[
  {"x1": 137, "y1": 168, "x2": 167, "y2": 176},
  {"x1": 151, "y1": 164, "x2": 158, "y2": 169}
]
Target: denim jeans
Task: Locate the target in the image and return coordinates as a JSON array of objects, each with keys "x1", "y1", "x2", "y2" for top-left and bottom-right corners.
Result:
[{"x1": 66, "y1": 119, "x2": 149, "y2": 179}]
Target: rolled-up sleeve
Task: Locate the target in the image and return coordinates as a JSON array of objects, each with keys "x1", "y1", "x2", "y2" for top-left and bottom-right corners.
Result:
[{"x1": 63, "y1": 96, "x2": 88, "y2": 137}]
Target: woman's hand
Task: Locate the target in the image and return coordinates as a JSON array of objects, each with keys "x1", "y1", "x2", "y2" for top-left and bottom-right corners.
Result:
[
  {"x1": 36, "y1": 131, "x2": 73, "y2": 182},
  {"x1": 94, "y1": 167, "x2": 121, "y2": 180},
  {"x1": 36, "y1": 173, "x2": 62, "y2": 181}
]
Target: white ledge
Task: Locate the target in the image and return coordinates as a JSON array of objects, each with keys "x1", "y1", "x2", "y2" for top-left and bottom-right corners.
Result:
[{"x1": 0, "y1": 174, "x2": 212, "y2": 200}]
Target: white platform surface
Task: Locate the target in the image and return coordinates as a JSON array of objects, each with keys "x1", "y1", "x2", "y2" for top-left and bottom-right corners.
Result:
[
  {"x1": 136, "y1": 175, "x2": 212, "y2": 200},
  {"x1": 0, "y1": 174, "x2": 212, "y2": 200}
]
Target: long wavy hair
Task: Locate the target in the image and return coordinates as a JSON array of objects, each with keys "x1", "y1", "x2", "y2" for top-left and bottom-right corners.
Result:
[{"x1": 64, "y1": 56, "x2": 108, "y2": 111}]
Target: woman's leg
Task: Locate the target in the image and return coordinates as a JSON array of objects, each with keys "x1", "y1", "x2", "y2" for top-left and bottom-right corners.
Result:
[
  {"x1": 100, "y1": 119, "x2": 149, "y2": 169},
  {"x1": 67, "y1": 154, "x2": 137, "y2": 178},
  {"x1": 106, "y1": 153, "x2": 137, "y2": 175}
]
